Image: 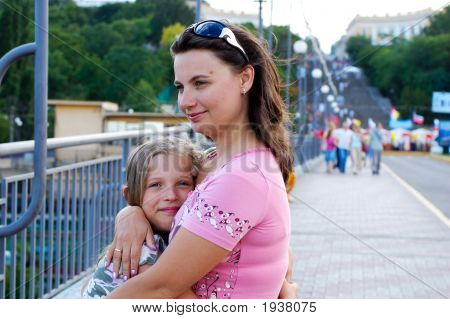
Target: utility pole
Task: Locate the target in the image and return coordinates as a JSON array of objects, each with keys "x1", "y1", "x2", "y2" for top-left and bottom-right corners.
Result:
[
  {"x1": 285, "y1": 24, "x2": 292, "y2": 108},
  {"x1": 256, "y1": 0, "x2": 264, "y2": 40},
  {"x1": 195, "y1": 0, "x2": 201, "y2": 22},
  {"x1": 267, "y1": 0, "x2": 273, "y2": 53}
]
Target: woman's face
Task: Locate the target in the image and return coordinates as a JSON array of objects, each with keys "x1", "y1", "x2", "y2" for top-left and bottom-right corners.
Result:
[
  {"x1": 141, "y1": 153, "x2": 194, "y2": 233},
  {"x1": 174, "y1": 49, "x2": 248, "y2": 139}
]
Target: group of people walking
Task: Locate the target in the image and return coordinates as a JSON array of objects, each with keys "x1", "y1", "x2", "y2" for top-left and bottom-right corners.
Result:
[{"x1": 323, "y1": 121, "x2": 384, "y2": 175}]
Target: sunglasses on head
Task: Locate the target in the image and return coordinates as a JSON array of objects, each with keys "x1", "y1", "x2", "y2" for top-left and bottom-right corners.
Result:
[{"x1": 188, "y1": 20, "x2": 250, "y2": 63}]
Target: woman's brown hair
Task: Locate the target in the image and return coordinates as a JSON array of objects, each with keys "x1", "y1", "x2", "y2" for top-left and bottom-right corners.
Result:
[{"x1": 171, "y1": 22, "x2": 293, "y2": 183}]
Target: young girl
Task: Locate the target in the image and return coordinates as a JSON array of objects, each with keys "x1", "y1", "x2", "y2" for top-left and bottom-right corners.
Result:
[{"x1": 83, "y1": 137, "x2": 202, "y2": 298}]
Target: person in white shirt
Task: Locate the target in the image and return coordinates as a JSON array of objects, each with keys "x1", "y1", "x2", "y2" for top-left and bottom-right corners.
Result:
[{"x1": 335, "y1": 122, "x2": 353, "y2": 173}]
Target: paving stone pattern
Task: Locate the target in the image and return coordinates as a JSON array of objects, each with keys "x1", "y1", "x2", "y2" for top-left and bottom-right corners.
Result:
[{"x1": 290, "y1": 162, "x2": 450, "y2": 299}]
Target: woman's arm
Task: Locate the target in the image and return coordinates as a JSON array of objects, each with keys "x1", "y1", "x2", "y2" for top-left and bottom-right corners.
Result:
[
  {"x1": 104, "y1": 206, "x2": 155, "y2": 279},
  {"x1": 106, "y1": 227, "x2": 229, "y2": 299},
  {"x1": 135, "y1": 264, "x2": 198, "y2": 299},
  {"x1": 279, "y1": 279, "x2": 298, "y2": 299},
  {"x1": 278, "y1": 246, "x2": 297, "y2": 299}
]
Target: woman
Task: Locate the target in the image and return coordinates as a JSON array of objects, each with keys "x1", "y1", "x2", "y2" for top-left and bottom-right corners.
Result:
[
  {"x1": 105, "y1": 20, "x2": 294, "y2": 299},
  {"x1": 323, "y1": 122, "x2": 336, "y2": 173}
]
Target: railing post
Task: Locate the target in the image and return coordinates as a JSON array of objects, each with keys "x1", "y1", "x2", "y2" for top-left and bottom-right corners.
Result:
[
  {"x1": 120, "y1": 138, "x2": 129, "y2": 208},
  {"x1": 0, "y1": 0, "x2": 48, "y2": 237},
  {"x1": 0, "y1": 180, "x2": 6, "y2": 298}
]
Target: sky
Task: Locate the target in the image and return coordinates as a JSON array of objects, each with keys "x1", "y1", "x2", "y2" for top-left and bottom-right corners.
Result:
[{"x1": 76, "y1": 0, "x2": 450, "y2": 53}]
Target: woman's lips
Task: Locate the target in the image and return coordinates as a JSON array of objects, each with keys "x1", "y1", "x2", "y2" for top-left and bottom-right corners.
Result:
[
  {"x1": 160, "y1": 207, "x2": 179, "y2": 215},
  {"x1": 187, "y1": 111, "x2": 207, "y2": 122}
]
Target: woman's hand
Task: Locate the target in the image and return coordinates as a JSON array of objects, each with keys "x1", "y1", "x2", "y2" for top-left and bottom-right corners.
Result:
[{"x1": 104, "y1": 206, "x2": 154, "y2": 279}]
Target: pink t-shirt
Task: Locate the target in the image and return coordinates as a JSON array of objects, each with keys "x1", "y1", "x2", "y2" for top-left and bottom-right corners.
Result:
[{"x1": 169, "y1": 148, "x2": 291, "y2": 299}]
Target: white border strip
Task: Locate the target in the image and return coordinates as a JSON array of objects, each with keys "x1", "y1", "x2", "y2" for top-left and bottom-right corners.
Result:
[{"x1": 382, "y1": 163, "x2": 450, "y2": 228}]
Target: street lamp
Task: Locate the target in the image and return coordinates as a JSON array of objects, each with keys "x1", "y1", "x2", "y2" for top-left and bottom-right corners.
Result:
[
  {"x1": 294, "y1": 40, "x2": 308, "y2": 55},
  {"x1": 320, "y1": 84, "x2": 330, "y2": 94},
  {"x1": 293, "y1": 39, "x2": 308, "y2": 164},
  {"x1": 311, "y1": 68, "x2": 323, "y2": 79},
  {"x1": 311, "y1": 68, "x2": 323, "y2": 130},
  {"x1": 293, "y1": 40, "x2": 308, "y2": 128},
  {"x1": 326, "y1": 94, "x2": 335, "y2": 102}
]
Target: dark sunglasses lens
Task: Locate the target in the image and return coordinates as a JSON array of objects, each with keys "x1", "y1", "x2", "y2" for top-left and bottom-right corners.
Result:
[{"x1": 194, "y1": 21, "x2": 223, "y2": 37}]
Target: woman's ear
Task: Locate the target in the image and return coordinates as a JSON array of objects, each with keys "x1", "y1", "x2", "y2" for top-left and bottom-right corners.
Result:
[
  {"x1": 240, "y1": 64, "x2": 255, "y2": 93},
  {"x1": 122, "y1": 186, "x2": 129, "y2": 203}
]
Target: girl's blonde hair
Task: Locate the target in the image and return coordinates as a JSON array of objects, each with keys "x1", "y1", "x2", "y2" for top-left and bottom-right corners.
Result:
[{"x1": 125, "y1": 137, "x2": 202, "y2": 206}]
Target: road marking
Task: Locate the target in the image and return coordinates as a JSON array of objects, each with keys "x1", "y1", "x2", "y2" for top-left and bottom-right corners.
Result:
[{"x1": 382, "y1": 163, "x2": 450, "y2": 228}]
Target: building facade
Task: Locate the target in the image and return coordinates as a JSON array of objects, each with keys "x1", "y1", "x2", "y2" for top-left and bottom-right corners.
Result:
[{"x1": 346, "y1": 8, "x2": 434, "y2": 46}]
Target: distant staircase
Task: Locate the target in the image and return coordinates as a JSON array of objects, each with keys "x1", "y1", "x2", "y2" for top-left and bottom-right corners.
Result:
[{"x1": 343, "y1": 74, "x2": 390, "y2": 127}]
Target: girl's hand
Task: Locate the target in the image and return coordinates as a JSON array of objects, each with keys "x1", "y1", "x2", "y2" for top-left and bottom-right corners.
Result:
[
  {"x1": 105, "y1": 206, "x2": 154, "y2": 279},
  {"x1": 279, "y1": 279, "x2": 298, "y2": 299}
]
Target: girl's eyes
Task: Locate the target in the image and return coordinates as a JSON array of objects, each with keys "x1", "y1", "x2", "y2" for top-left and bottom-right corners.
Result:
[
  {"x1": 148, "y1": 181, "x2": 192, "y2": 189},
  {"x1": 177, "y1": 181, "x2": 192, "y2": 187}
]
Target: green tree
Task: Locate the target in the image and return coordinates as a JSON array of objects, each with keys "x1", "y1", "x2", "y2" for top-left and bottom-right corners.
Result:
[
  {"x1": 123, "y1": 79, "x2": 157, "y2": 112},
  {"x1": 345, "y1": 35, "x2": 372, "y2": 63},
  {"x1": 0, "y1": 113, "x2": 8, "y2": 143},
  {"x1": 101, "y1": 46, "x2": 164, "y2": 106},
  {"x1": 146, "y1": 0, "x2": 195, "y2": 45},
  {"x1": 0, "y1": 0, "x2": 34, "y2": 141},
  {"x1": 160, "y1": 23, "x2": 186, "y2": 47},
  {"x1": 81, "y1": 23, "x2": 124, "y2": 58},
  {"x1": 424, "y1": 5, "x2": 450, "y2": 36}
]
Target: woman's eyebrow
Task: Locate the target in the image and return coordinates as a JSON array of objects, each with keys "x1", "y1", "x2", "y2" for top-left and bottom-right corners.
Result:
[{"x1": 174, "y1": 74, "x2": 211, "y2": 86}]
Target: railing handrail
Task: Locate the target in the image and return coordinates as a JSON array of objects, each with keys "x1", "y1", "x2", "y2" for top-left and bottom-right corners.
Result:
[
  {"x1": 0, "y1": 1, "x2": 48, "y2": 237},
  {"x1": 0, "y1": 126, "x2": 191, "y2": 157}
]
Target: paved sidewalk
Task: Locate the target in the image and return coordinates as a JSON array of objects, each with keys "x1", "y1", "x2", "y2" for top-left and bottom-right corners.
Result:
[{"x1": 290, "y1": 160, "x2": 450, "y2": 299}]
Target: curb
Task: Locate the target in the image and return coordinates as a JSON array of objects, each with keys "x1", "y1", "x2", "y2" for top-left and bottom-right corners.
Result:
[
  {"x1": 430, "y1": 154, "x2": 450, "y2": 164},
  {"x1": 383, "y1": 151, "x2": 429, "y2": 156}
]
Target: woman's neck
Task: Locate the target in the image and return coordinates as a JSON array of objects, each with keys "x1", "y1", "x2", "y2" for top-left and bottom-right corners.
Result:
[{"x1": 212, "y1": 125, "x2": 265, "y2": 169}]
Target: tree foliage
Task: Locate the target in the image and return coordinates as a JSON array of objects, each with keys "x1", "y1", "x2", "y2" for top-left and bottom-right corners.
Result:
[
  {"x1": 0, "y1": 0, "x2": 303, "y2": 142},
  {"x1": 0, "y1": 0, "x2": 194, "y2": 142},
  {"x1": 346, "y1": 5, "x2": 450, "y2": 121}
]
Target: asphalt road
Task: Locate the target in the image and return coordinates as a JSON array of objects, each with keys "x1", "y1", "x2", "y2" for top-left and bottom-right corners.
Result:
[{"x1": 383, "y1": 155, "x2": 450, "y2": 219}]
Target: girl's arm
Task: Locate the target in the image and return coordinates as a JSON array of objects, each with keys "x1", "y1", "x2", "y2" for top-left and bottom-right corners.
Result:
[
  {"x1": 106, "y1": 227, "x2": 229, "y2": 299},
  {"x1": 105, "y1": 206, "x2": 155, "y2": 279}
]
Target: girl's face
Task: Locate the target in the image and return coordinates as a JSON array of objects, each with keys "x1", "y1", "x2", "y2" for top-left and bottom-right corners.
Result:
[
  {"x1": 174, "y1": 49, "x2": 249, "y2": 139},
  {"x1": 141, "y1": 152, "x2": 194, "y2": 233}
]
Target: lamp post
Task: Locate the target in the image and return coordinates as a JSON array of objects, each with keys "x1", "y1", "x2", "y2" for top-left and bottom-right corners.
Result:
[
  {"x1": 195, "y1": 0, "x2": 201, "y2": 22},
  {"x1": 293, "y1": 40, "x2": 307, "y2": 132},
  {"x1": 311, "y1": 67, "x2": 323, "y2": 131},
  {"x1": 293, "y1": 40, "x2": 307, "y2": 164}
]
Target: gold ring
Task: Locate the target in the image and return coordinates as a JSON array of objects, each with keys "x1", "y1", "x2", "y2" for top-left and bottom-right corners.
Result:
[{"x1": 114, "y1": 248, "x2": 122, "y2": 253}]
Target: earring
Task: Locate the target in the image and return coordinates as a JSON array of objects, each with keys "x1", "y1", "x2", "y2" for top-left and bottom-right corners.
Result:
[{"x1": 242, "y1": 88, "x2": 246, "y2": 96}]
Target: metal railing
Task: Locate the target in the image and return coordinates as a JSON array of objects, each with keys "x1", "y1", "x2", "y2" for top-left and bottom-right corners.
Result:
[
  {"x1": 0, "y1": 128, "x2": 190, "y2": 299},
  {"x1": 0, "y1": 1, "x2": 48, "y2": 237},
  {"x1": 294, "y1": 135, "x2": 323, "y2": 167}
]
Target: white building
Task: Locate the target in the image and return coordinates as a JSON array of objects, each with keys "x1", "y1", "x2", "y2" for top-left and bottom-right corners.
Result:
[
  {"x1": 346, "y1": 8, "x2": 434, "y2": 46},
  {"x1": 186, "y1": 0, "x2": 258, "y2": 26}
]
